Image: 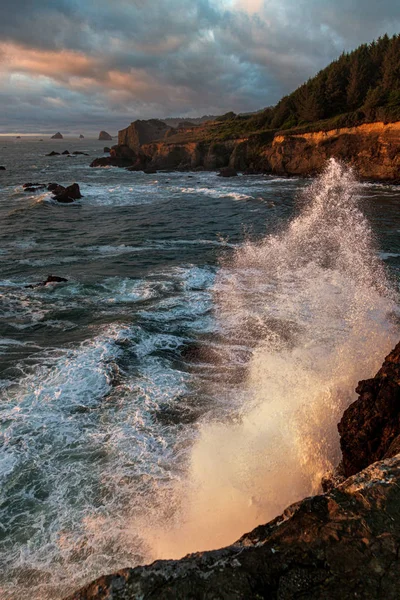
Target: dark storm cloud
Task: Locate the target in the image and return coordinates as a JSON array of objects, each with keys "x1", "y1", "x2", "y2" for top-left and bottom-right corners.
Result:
[{"x1": 0, "y1": 0, "x2": 399, "y2": 133}]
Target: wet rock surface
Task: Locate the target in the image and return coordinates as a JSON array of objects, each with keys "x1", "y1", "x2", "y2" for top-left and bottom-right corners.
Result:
[
  {"x1": 67, "y1": 455, "x2": 400, "y2": 600},
  {"x1": 339, "y1": 340, "x2": 400, "y2": 477},
  {"x1": 52, "y1": 183, "x2": 83, "y2": 203},
  {"x1": 26, "y1": 275, "x2": 68, "y2": 289},
  {"x1": 68, "y1": 340, "x2": 400, "y2": 600}
]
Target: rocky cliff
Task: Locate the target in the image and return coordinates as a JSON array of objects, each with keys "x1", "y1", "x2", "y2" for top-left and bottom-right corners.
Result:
[
  {"x1": 68, "y1": 340, "x2": 400, "y2": 599},
  {"x1": 92, "y1": 120, "x2": 400, "y2": 180}
]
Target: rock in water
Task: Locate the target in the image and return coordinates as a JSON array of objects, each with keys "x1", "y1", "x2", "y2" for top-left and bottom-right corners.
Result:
[
  {"x1": 46, "y1": 151, "x2": 60, "y2": 156},
  {"x1": 62, "y1": 150, "x2": 70, "y2": 155},
  {"x1": 103, "y1": 147, "x2": 110, "y2": 153},
  {"x1": 98, "y1": 131, "x2": 113, "y2": 141},
  {"x1": 26, "y1": 275, "x2": 68, "y2": 289},
  {"x1": 0, "y1": 166, "x2": 6, "y2": 170},
  {"x1": 52, "y1": 183, "x2": 83, "y2": 203},
  {"x1": 338, "y1": 340, "x2": 400, "y2": 477},
  {"x1": 51, "y1": 132, "x2": 63, "y2": 139},
  {"x1": 218, "y1": 167, "x2": 238, "y2": 177},
  {"x1": 79, "y1": 134, "x2": 84, "y2": 139}
]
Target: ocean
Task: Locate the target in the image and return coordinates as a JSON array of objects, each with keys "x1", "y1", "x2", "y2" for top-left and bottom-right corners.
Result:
[{"x1": 1, "y1": 138, "x2": 400, "y2": 599}]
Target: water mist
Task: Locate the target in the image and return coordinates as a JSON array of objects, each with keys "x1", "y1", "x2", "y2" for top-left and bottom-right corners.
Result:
[{"x1": 147, "y1": 159, "x2": 399, "y2": 558}]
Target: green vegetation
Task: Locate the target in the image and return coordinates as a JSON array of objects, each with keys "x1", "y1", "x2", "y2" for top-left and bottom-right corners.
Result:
[{"x1": 162, "y1": 34, "x2": 400, "y2": 145}]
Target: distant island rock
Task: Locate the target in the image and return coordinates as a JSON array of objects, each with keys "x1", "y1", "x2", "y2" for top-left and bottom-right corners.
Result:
[
  {"x1": 98, "y1": 131, "x2": 113, "y2": 141},
  {"x1": 79, "y1": 134, "x2": 84, "y2": 139},
  {"x1": 51, "y1": 132, "x2": 63, "y2": 139}
]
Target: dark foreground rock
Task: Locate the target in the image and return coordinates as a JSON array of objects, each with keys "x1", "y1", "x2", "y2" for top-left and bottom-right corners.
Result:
[
  {"x1": 26, "y1": 275, "x2": 68, "y2": 289},
  {"x1": 68, "y1": 454, "x2": 400, "y2": 600},
  {"x1": 0, "y1": 166, "x2": 5, "y2": 170},
  {"x1": 339, "y1": 340, "x2": 400, "y2": 477}
]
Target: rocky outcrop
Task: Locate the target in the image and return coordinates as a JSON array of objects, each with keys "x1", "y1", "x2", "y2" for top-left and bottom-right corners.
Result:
[
  {"x1": 118, "y1": 119, "x2": 174, "y2": 151},
  {"x1": 95, "y1": 120, "x2": 400, "y2": 179},
  {"x1": 26, "y1": 275, "x2": 68, "y2": 289},
  {"x1": 338, "y1": 340, "x2": 400, "y2": 477},
  {"x1": 99, "y1": 131, "x2": 113, "y2": 141},
  {"x1": 51, "y1": 132, "x2": 63, "y2": 139},
  {"x1": 68, "y1": 339, "x2": 400, "y2": 600},
  {"x1": 68, "y1": 454, "x2": 400, "y2": 600},
  {"x1": 259, "y1": 122, "x2": 400, "y2": 180},
  {"x1": 79, "y1": 134, "x2": 85, "y2": 139},
  {"x1": 52, "y1": 183, "x2": 83, "y2": 203}
]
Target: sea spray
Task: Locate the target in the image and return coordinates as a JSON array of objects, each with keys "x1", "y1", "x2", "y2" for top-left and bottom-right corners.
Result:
[{"x1": 146, "y1": 159, "x2": 399, "y2": 558}]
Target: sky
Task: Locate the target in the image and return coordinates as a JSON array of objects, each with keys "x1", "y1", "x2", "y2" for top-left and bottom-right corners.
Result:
[{"x1": 0, "y1": 0, "x2": 399, "y2": 135}]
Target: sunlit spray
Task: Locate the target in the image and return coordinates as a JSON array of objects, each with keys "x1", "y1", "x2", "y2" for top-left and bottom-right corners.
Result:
[{"x1": 146, "y1": 159, "x2": 399, "y2": 558}]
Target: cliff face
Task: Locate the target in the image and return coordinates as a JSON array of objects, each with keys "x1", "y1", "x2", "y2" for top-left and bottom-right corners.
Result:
[
  {"x1": 106, "y1": 120, "x2": 400, "y2": 180},
  {"x1": 68, "y1": 339, "x2": 400, "y2": 600},
  {"x1": 260, "y1": 122, "x2": 400, "y2": 180}
]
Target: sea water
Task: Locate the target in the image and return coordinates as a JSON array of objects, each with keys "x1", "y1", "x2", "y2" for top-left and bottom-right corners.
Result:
[{"x1": 0, "y1": 138, "x2": 400, "y2": 599}]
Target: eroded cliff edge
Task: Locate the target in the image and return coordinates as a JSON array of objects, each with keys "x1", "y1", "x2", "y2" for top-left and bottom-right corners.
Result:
[
  {"x1": 68, "y1": 341, "x2": 400, "y2": 599},
  {"x1": 92, "y1": 120, "x2": 400, "y2": 180}
]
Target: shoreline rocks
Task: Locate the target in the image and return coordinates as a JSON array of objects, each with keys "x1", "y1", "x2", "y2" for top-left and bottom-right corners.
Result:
[{"x1": 68, "y1": 340, "x2": 400, "y2": 600}]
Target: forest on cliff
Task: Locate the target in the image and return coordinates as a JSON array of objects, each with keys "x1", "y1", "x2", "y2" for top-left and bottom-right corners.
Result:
[{"x1": 197, "y1": 33, "x2": 400, "y2": 142}]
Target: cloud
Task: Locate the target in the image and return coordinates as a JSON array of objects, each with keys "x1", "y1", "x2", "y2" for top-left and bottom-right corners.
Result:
[{"x1": 0, "y1": 0, "x2": 399, "y2": 133}]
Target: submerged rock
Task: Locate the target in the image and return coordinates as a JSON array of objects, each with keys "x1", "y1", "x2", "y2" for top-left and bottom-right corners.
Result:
[
  {"x1": 72, "y1": 151, "x2": 89, "y2": 156},
  {"x1": 62, "y1": 150, "x2": 70, "y2": 155},
  {"x1": 26, "y1": 275, "x2": 68, "y2": 289},
  {"x1": 339, "y1": 340, "x2": 400, "y2": 477},
  {"x1": 46, "y1": 151, "x2": 60, "y2": 156}
]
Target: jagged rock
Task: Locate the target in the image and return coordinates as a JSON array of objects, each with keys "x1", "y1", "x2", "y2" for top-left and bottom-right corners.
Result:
[
  {"x1": 25, "y1": 275, "x2": 68, "y2": 289},
  {"x1": 46, "y1": 151, "x2": 60, "y2": 156},
  {"x1": 62, "y1": 150, "x2": 70, "y2": 155},
  {"x1": 99, "y1": 131, "x2": 113, "y2": 141},
  {"x1": 68, "y1": 454, "x2": 400, "y2": 600},
  {"x1": 91, "y1": 145, "x2": 138, "y2": 168},
  {"x1": 218, "y1": 167, "x2": 238, "y2": 177},
  {"x1": 51, "y1": 132, "x2": 63, "y2": 139},
  {"x1": 338, "y1": 340, "x2": 400, "y2": 477},
  {"x1": 52, "y1": 183, "x2": 82, "y2": 203},
  {"x1": 118, "y1": 119, "x2": 174, "y2": 151}
]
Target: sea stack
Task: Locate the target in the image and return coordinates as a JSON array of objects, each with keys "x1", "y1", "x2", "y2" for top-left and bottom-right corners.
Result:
[
  {"x1": 51, "y1": 132, "x2": 63, "y2": 139},
  {"x1": 98, "y1": 131, "x2": 112, "y2": 141}
]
